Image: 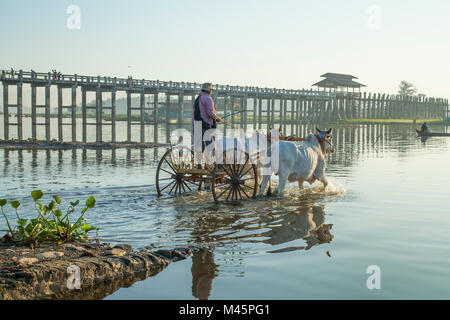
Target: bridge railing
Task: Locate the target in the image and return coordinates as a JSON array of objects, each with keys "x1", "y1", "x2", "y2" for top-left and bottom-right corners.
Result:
[{"x1": 1, "y1": 69, "x2": 335, "y2": 98}]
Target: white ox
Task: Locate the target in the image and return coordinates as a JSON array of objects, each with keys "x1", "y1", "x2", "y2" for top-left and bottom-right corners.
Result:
[
  {"x1": 259, "y1": 128, "x2": 334, "y2": 196},
  {"x1": 204, "y1": 130, "x2": 271, "y2": 167}
]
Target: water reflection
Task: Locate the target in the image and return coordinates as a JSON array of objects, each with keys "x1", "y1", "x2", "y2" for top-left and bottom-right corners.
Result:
[
  {"x1": 1, "y1": 123, "x2": 449, "y2": 299},
  {"x1": 170, "y1": 192, "x2": 337, "y2": 299},
  {"x1": 262, "y1": 205, "x2": 333, "y2": 253},
  {"x1": 1, "y1": 124, "x2": 447, "y2": 170},
  {"x1": 191, "y1": 250, "x2": 218, "y2": 300}
]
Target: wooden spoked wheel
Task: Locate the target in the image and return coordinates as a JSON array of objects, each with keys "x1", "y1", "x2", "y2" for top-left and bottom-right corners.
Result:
[
  {"x1": 156, "y1": 146, "x2": 201, "y2": 197},
  {"x1": 211, "y1": 150, "x2": 258, "y2": 203}
]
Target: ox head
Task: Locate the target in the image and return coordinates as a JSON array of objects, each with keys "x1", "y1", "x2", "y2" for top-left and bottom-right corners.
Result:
[
  {"x1": 315, "y1": 128, "x2": 335, "y2": 154},
  {"x1": 317, "y1": 224, "x2": 334, "y2": 244}
]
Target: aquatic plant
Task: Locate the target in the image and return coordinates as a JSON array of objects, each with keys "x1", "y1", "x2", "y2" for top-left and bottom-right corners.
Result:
[{"x1": 0, "y1": 191, "x2": 98, "y2": 248}]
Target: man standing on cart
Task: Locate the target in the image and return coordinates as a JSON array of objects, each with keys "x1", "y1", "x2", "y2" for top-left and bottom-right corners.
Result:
[{"x1": 193, "y1": 83, "x2": 222, "y2": 165}]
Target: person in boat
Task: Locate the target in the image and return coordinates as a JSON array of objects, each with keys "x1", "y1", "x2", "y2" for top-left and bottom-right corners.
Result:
[
  {"x1": 192, "y1": 82, "x2": 221, "y2": 152},
  {"x1": 421, "y1": 122, "x2": 429, "y2": 133}
]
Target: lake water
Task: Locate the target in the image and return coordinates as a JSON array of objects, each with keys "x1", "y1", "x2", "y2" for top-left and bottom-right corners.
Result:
[{"x1": 1, "y1": 124, "x2": 449, "y2": 299}]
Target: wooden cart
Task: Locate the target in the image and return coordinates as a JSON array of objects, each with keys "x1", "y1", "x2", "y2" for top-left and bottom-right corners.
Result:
[
  {"x1": 155, "y1": 131, "x2": 306, "y2": 203},
  {"x1": 156, "y1": 145, "x2": 259, "y2": 202}
]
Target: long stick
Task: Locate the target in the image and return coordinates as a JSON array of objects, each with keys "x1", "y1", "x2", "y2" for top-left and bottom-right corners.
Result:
[
  {"x1": 223, "y1": 109, "x2": 248, "y2": 119},
  {"x1": 216, "y1": 109, "x2": 248, "y2": 128}
]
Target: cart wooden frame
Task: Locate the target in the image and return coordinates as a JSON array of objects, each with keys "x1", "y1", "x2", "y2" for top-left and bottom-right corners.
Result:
[
  {"x1": 156, "y1": 145, "x2": 259, "y2": 203},
  {"x1": 155, "y1": 130, "x2": 306, "y2": 203}
]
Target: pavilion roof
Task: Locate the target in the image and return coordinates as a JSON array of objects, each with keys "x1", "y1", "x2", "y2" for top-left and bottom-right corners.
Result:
[{"x1": 313, "y1": 73, "x2": 366, "y2": 88}]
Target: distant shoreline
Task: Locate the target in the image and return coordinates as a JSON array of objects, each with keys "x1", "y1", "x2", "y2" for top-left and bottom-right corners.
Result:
[{"x1": 332, "y1": 118, "x2": 449, "y2": 126}]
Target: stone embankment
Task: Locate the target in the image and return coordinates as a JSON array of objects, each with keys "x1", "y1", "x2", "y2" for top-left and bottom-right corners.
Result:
[{"x1": 0, "y1": 240, "x2": 202, "y2": 299}]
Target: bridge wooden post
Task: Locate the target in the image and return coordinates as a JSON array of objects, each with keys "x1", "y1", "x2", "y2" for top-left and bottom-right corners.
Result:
[
  {"x1": 376, "y1": 93, "x2": 381, "y2": 119},
  {"x1": 57, "y1": 86, "x2": 63, "y2": 141},
  {"x1": 82, "y1": 87, "x2": 87, "y2": 142},
  {"x1": 318, "y1": 97, "x2": 323, "y2": 122},
  {"x1": 362, "y1": 92, "x2": 366, "y2": 119},
  {"x1": 165, "y1": 93, "x2": 170, "y2": 143},
  {"x1": 279, "y1": 97, "x2": 283, "y2": 128},
  {"x1": 253, "y1": 96, "x2": 257, "y2": 129},
  {"x1": 351, "y1": 95, "x2": 355, "y2": 119},
  {"x1": 281, "y1": 98, "x2": 286, "y2": 134},
  {"x1": 140, "y1": 89, "x2": 145, "y2": 143},
  {"x1": 17, "y1": 82, "x2": 23, "y2": 140},
  {"x1": 96, "y1": 87, "x2": 103, "y2": 142},
  {"x1": 304, "y1": 97, "x2": 309, "y2": 121},
  {"x1": 290, "y1": 98, "x2": 293, "y2": 128},
  {"x1": 295, "y1": 98, "x2": 300, "y2": 136},
  {"x1": 350, "y1": 95, "x2": 356, "y2": 119},
  {"x1": 245, "y1": 95, "x2": 249, "y2": 130},
  {"x1": 45, "y1": 84, "x2": 51, "y2": 141},
  {"x1": 374, "y1": 93, "x2": 378, "y2": 119},
  {"x1": 338, "y1": 96, "x2": 343, "y2": 120},
  {"x1": 326, "y1": 95, "x2": 332, "y2": 121},
  {"x1": 241, "y1": 95, "x2": 246, "y2": 129},
  {"x1": 359, "y1": 92, "x2": 367, "y2": 119},
  {"x1": 372, "y1": 94, "x2": 377, "y2": 119},
  {"x1": 154, "y1": 92, "x2": 159, "y2": 144},
  {"x1": 305, "y1": 97, "x2": 310, "y2": 121},
  {"x1": 31, "y1": 84, "x2": 37, "y2": 140},
  {"x1": 285, "y1": 98, "x2": 289, "y2": 133},
  {"x1": 342, "y1": 96, "x2": 350, "y2": 120},
  {"x1": 347, "y1": 96, "x2": 352, "y2": 121},
  {"x1": 271, "y1": 96, "x2": 275, "y2": 127},
  {"x1": 223, "y1": 94, "x2": 228, "y2": 136},
  {"x1": 3, "y1": 82, "x2": 8, "y2": 140},
  {"x1": 310, "y1": 96, "x2": 315, "y2": 121},
  {"x1": 291, "y1": 98, "x2": 298, "y2": 134},
  {"x1": 230, "y1": 96, "x2": 235, "y2": 127},
  {"x1": 264, "y1": 98, "x2": 268, "y2": 127},
  {"x1": 71, "y1": 85, "x2": 77, "y2": 142},
  {"x1": 327, "y1": 97, "x2": 333, "y2": 121},
  {"x1": 178, "y1": 93, "x2": 184, "y2": 125},
  {"x1": 111, "y1": 89, "x2": 116, "y2": 143},
  {"x1": 258, "y1": 97, "x2": 262, "y2": 130},
  {"x1": 299, "y1": 97, "x2": 304, "y2": 124},
  {"x1": 343, "y1": 96, "x2": 349, "y2": 120},
  {"x1": 305, "y1": 97, "x2": 310, "y2": 122},
  {"x1": 127, "y1": 90, "x2": 132, "y2": 142},
  {"x1": 366, "y1": 93, "x2": 371, "y2": 119}
]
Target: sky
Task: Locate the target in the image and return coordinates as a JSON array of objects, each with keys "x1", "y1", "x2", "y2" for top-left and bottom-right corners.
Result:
[{"x1": 1, "y1": 0, "x2": 450, "y2": 98}]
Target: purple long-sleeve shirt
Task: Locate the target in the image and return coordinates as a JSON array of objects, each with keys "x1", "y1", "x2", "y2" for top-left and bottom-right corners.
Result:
[{"x1": 193, "y1": 92, "x2": 219, "y2": 126}]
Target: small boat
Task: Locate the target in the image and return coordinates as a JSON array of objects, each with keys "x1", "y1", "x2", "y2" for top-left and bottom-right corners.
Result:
[{"x1": 415, "y1": 129, "x2": 450, "y2": 137}]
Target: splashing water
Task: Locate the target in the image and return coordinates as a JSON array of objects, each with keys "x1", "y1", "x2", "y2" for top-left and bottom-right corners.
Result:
[
  {"x1": 311, "y1": 177, "x2": 347, "y2": 195},
  {"x1": 267, "y1": 176, "x2": 347, "y2": 198}
]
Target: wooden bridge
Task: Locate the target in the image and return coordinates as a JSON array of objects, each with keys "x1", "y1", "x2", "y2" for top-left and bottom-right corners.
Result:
[{"x1": 1, "y1": 69, "x2": 448, "y2": 144}]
